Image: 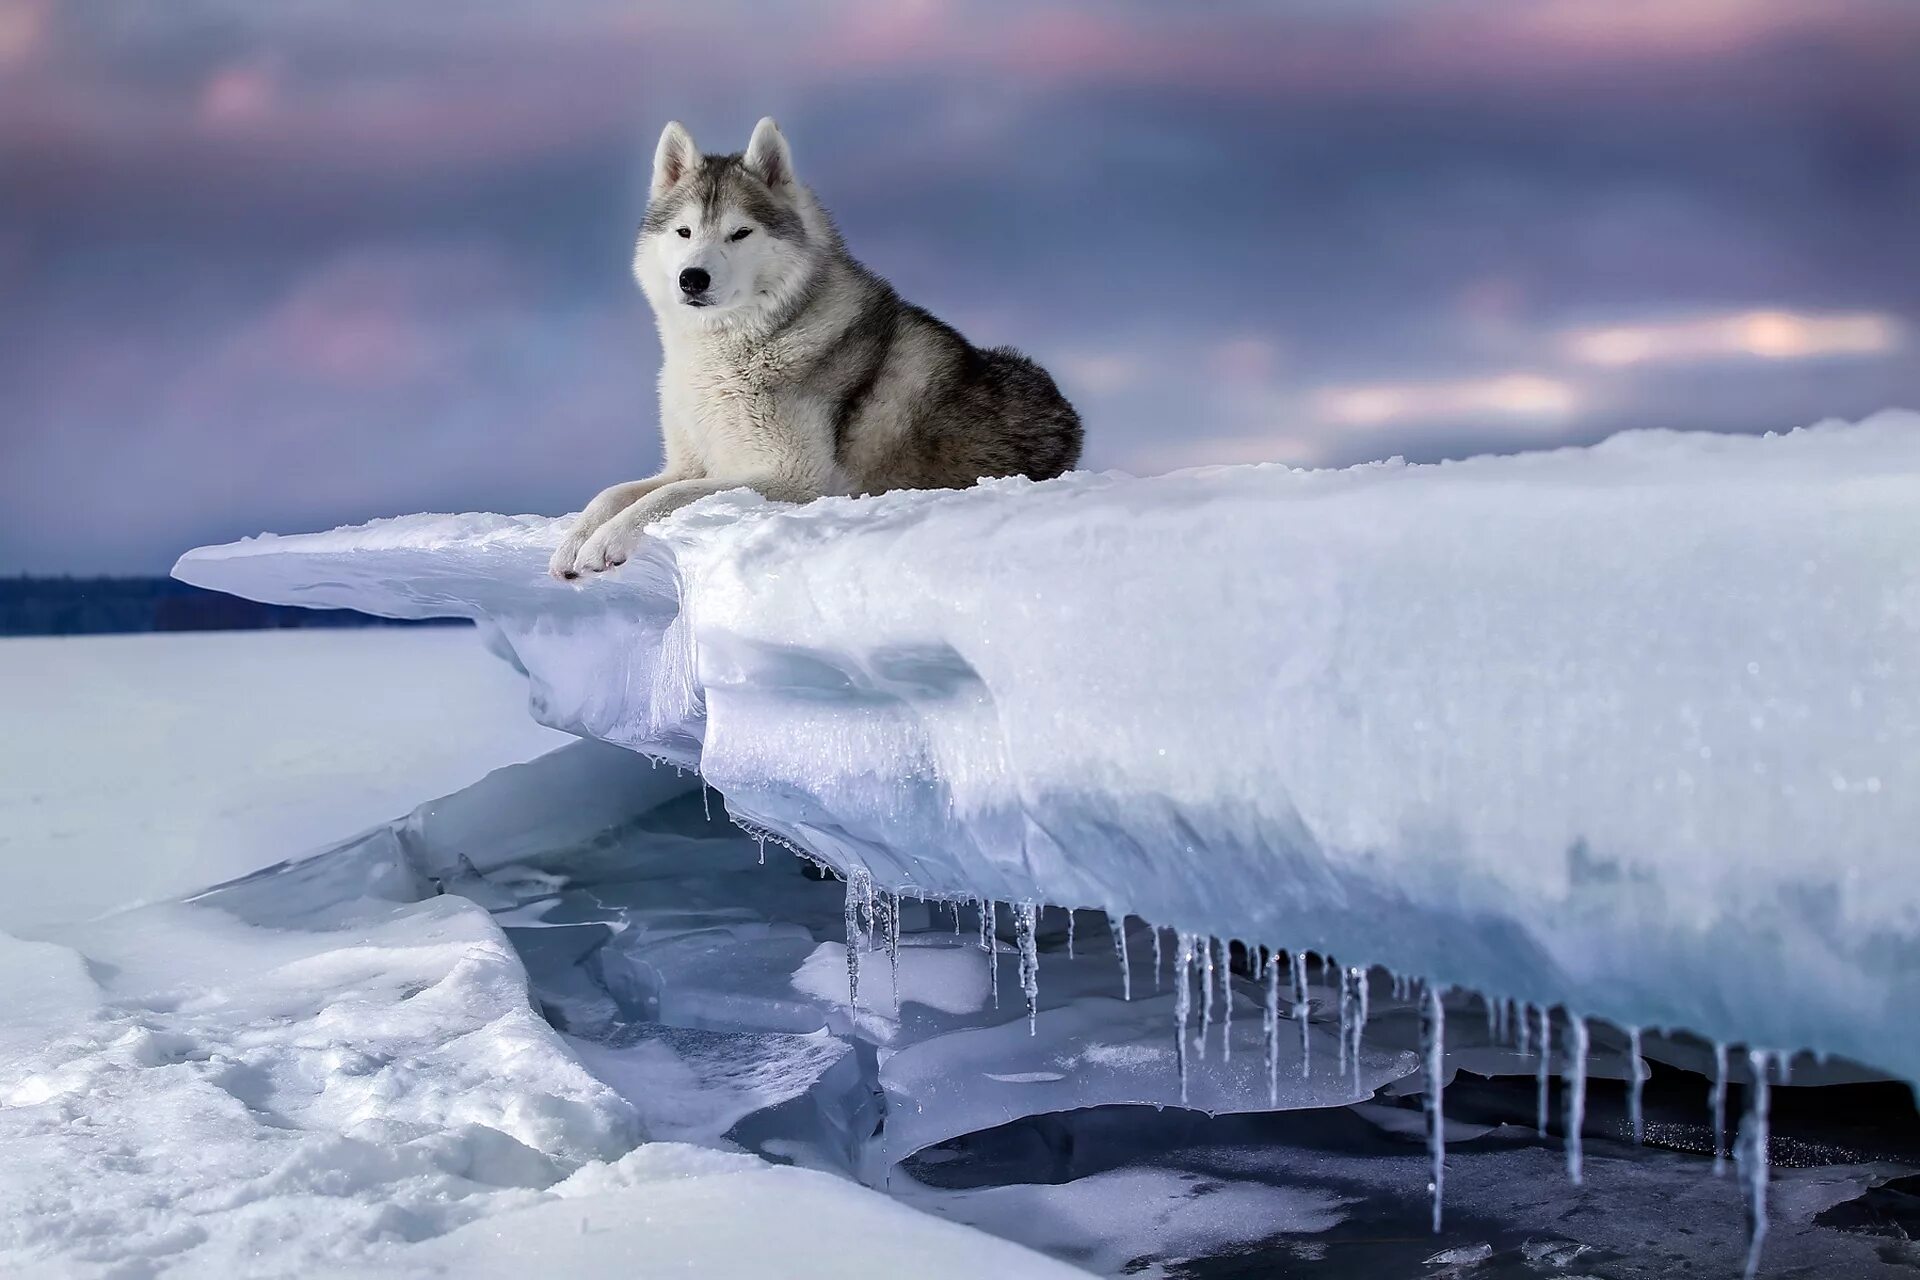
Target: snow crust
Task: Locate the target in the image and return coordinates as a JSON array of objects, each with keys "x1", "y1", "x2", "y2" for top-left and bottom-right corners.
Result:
[
  {"x1": 175, "y1": 412, "x2": 1920, "y2": 1081},
  {"x1": 367, "y1": 1141, "x2": 1085, "y2": 1279},
  {"x1": 0, "y1": 896, "x2": 637, "y2": 1273}
]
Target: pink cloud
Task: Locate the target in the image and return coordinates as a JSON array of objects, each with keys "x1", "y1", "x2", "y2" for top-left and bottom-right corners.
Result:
[
  {"x1": 1207, "y1": 337, "x2": 1282, "y2": 385},
  {"x1": 1562, "y1": 310, "x2": 1906, "y2": 368},
  {"x1": 0, "y1": 0, "x2": 48, "y2": 70},
  {"x1": 198, "y1": 62, "x2": 280, "y2": 132},
  {"x1": 163, "y1": 242, "x2": 521, "y2": 428},
  {"x1": 0, "y1": 15, "x2": 707, "y2": 200},
  {"x1": 804, "y1": 0, "x2": 1917, "y2": 103},
  {"x1": 3, "y1": 0, "x2": 1912, "y2": 219}
]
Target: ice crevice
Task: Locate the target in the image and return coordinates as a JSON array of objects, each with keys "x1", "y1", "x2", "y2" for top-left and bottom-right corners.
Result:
[{"x1": 174, "y1": 413, "x2": 1920, "y2": 1266}]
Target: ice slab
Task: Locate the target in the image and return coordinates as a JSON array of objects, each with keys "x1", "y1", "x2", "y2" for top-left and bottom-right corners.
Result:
[
  {"x1": 896, "y1": 1165, "x2": 1351, "y2": 1278},
  {"x1": 176, "y1": 412, "x2": 1920, "y2": 1081},
  {"x1": 0, "y1": 897, "x2": 640, "y2": 1274}
]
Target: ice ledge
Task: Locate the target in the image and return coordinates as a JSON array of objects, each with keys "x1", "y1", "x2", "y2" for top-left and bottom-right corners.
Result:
[{"x1": 176, "y1": 413, "x2": 1920, "y2": 1082}]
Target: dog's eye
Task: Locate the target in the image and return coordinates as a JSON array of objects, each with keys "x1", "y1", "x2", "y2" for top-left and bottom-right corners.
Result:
[
  {"x1": 675, "y1": 227, "x2": 691, "y2": 239},
  {"x1": 729, "y1": 228, "x2": 753, "y2": 242}
]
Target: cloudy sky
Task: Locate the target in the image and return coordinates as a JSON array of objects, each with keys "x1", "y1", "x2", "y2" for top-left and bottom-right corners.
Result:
[{"x1": 3, "y1": 0, "x2": 1916, "y2": 572}]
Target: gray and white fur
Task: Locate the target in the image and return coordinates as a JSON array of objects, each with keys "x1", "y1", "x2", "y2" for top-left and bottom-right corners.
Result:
[{"x1": 550, "y1": 117, "x2": 1083, "y2": 578}]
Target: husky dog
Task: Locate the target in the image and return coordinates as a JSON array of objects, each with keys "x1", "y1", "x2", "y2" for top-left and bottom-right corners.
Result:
[{"x1": 550, "y1": 117, "x2": 1082, "y2": 578}]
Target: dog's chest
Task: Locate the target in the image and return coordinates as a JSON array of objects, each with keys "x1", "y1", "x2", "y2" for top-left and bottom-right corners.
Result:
[
  {"x1": 665, "y1": 342, "x2": 810, "y2": 459},
  {"x1": 668, "y1": 351, "x2": 771, "y2": 429}
]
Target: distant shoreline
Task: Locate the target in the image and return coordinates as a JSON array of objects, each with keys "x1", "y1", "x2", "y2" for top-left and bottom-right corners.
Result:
[{"x1": 0, "y1": 577, "x2": 460, "y2": 637}]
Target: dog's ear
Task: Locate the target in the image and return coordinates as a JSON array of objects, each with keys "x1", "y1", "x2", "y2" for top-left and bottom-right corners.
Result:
[
  {"x1": 652, "y1": 121, "x2": 699, "y2": 199},
  {"x1": 744, "y1": 117, "x2": 793, "y2": 190}
]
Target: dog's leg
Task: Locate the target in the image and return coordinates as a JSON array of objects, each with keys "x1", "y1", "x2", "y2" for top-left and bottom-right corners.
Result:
[
  {"x1": 549, "y1": 474, "x2": 690, "y2": 579},
  {"x1": 571, "y1": 474, "x2": 824, "y2": 575}
]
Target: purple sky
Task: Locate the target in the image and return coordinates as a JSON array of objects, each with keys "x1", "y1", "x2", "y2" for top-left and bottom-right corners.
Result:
[{"x1": 3, "y1": 0, "x2": 1917, "y2": 573}]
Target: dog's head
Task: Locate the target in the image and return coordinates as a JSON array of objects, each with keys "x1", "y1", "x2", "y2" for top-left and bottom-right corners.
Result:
[{"x1": 634, "y1": 118, "x2": 820, "y2": 330}]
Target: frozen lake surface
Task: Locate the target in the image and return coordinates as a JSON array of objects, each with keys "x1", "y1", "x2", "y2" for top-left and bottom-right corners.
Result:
[
  {"x1": 0, "y1": 628, "x2": 568, "y2": 934},
  {"x1": 6, "y1": 414, "x2": 1916, "y2": 1274}
]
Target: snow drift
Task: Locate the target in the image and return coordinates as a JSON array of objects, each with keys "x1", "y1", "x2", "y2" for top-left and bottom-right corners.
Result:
[{"x1": 175, "y1": 412, "x2": 1920, "y2": 1086}]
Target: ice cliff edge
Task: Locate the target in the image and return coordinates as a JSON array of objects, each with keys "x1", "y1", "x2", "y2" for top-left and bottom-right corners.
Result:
[{"x1": 175, "y1": 412, "x2": 1920, "y2": 1082}]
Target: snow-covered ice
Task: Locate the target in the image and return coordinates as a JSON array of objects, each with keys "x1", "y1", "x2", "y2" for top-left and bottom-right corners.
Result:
[
  {"x1": 0, "y1": 628, "x2": 569, "y2": 934},
  {"x1": 0, "y1": 889, "x2": 1082, "y2": 1278},
  {"x1": 177, "y1": 411, "x2": 1920, "y2": 1084},
  {"x1": 358, "y1": 1142, "x2": 1086, "y2": 1280},
  {"x1": 0, "y1": 739, "x2": 1086, "y2": 1276},
  {"x1": 0, "y1": 893, "x2": 635, "y2": 1273},
  {"x1": 6, "y1": 705, "x2": 1917, "y2": 1275}
]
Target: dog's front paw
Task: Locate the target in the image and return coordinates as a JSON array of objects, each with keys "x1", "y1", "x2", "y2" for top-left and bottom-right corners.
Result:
[
  {"x1": 547, "y1": 534, "x2": 588, "y2": 580},
  {"x1": 573, "y1": 517, "x2": 641, "y2": 576}
]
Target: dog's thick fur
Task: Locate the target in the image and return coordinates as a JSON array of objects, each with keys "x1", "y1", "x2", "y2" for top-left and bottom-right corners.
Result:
[{"x1": 550, "y1": 117, "x2": 1083, "y2": 578}]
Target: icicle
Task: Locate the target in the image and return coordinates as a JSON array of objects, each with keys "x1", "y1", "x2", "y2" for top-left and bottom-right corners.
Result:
[
  {"x1": 1173, "y1": 933, "x2": 1195, "y2": 1104},
  {"x1": 1219, "y1": 939, "x2": 1233, "y2": 1062},
  {"x1": 1352, "y1": 967, "x2": 1369, "y2": 1094},
  {"x1": 1197, "y1": 934, "x2": 1215, "y2": 1060},
  {"x1": 988, "y1": 903, "x2": 1000, "y2": 1008},
  {"x1": 864, "y1": 878, "x2": 877, "y2": 943},
  {"x1": 979, "y1": 900, "x2": 1000, "y2": 1008},
  {"x1": 953, "y1": 899, "x2": 963, "y2": 935},
  {"x1": 1736, "y1": 1048, "x2": 1773, "y2": 1280},
  {"x1": 843, "y1": 872, "x2": 865, "y2": 1008},
  {"x1": 1627, "y1": 1026, "x2": 1644, "y2": 1145},
  {"x1": 1109, "y1": 913, "x2": 1131, "y2": 1001},
  {"x1": 1516, "y1": 1000, "x2": 1531, "y2": 1058},
  {"x1": 1015, "y1": 902, "x2": 1040, "y2": 1035},
  {"x1": 1565, "y1": 1015, "x2": 1589, "y2": 1185},
  {"x1": 1291, "y1": 951, "x2": 1310, "y2": 1078},
  {"x1": 1484, "y1": 994, "x2": 1499, "y2": 1043},
  {"x1": 756, "y1": 833, "x2": 766, "y2": 865},
  {"x1": 1265, "y1": 951, "x2": 1281, "y2": 1106},
  {"x1": 1711, "y1": 1040, "x2": 1730, "y2": 1175},
  {"x1": 701, "y1": 782, "x2": 712, "y2": 822},
  {"x1": 1422, "y1": 984, "x2": 1447, "y2": 1233},
  {"x1": 1535, "y1": 1005, "x2": 1552, "y2": 1134},
  {"x1": 884, "y1": 891, "x2": 901, "y2": 1011},
  {"x1": 1065, "y1": 910, "x2": 1075, "y2": 960},
  {"x1": 1337, "y1": 966, "x2": 1351, "y2": 1078},
  {"x1": 1152, "y1": 928, "x2": 1165, "y2": 992}
]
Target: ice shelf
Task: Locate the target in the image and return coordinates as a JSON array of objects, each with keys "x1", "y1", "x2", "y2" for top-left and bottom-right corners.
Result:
[{"x1": 175, "y1": 412, "x2": 1920, "y2": 1085}]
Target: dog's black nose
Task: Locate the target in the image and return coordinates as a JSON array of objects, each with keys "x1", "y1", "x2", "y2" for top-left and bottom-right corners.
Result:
[{"x1": 679, "y1": 267, "x2": 710, "y2": 295}]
